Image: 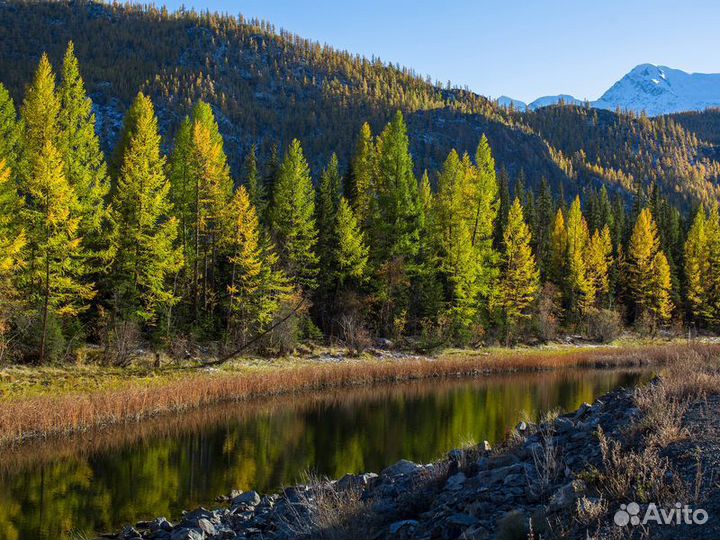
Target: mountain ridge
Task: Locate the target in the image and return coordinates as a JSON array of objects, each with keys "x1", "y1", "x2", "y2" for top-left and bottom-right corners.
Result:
[
  {"x1": 501, "y1": 63, "x2": 720, "y2": 116},
  {"x1": 0, "y1": 1, "x2": 719, "y2": 209}
]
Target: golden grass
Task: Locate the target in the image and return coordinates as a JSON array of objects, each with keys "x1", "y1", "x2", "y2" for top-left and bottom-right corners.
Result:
[{"x1": 0, "y1": 342, "x2": 713, "y2": 446}]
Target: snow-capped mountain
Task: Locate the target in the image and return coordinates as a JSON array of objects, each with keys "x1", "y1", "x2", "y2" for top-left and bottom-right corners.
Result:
[
  {"x1": 528, "y1": 94, "x2": 584, "y2": 110},
  {"x1": 499, "y1": 64, "x2": 720, "y2": 116},
  {"x1": 593, "y1": 64, "x2": 720, "y2": 116},
  {"x1": 497, "y1": 94, "x2": 582, "y2": 111},
  {"x1": 497, "y1": 95, "x2": 527, "y2": 111}
]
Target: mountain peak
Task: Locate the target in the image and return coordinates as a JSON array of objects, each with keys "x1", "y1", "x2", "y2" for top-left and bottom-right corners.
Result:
[{"x1": 593, "y1": 64, "x2": 720, "y2": 116}]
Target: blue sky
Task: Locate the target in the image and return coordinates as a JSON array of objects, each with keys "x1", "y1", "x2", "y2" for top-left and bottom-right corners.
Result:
[{"x1": 157, "y1": 0, "x2": 720, "y2": 103}]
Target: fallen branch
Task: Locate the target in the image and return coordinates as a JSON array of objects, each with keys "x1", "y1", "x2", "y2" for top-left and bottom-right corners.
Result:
[{"x1": 203, "y1": 298, "x2": 306, "y2": 366}]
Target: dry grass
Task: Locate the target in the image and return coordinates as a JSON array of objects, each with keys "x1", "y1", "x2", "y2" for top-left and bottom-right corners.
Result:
[
  {"x1": 0, "y1": 342, "x2": 712, "y2": 446},
  {"x1": 277, "y1": 473, "x2": 371, "y2": 539},
  {"x1": 581, "y1": 427, "x2": 688, "y2": 505},
  {"x1": 634, "y1": 381, "x2": 690, "y2": 447},
  {"x1": 632, "y1": 344, "x2": 720, "y2": 447}
]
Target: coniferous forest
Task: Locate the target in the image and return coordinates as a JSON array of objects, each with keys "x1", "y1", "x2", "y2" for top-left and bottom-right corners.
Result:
[{"x1": 0, "y1": 41, "x2": 717, "y2": 365}]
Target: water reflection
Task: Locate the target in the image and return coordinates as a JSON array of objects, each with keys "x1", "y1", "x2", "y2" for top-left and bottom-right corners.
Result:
[{"x1": 0, "y1": 369, "x2": 647, "y2": 540}]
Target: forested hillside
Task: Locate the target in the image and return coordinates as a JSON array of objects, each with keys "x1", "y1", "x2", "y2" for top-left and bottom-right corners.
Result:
[
  {"x1": 2, "y1": 0, "x2": 720, "y2": 208},
  {"x1": 2, "y1": 1, "x2": 720, "y2": 365}
]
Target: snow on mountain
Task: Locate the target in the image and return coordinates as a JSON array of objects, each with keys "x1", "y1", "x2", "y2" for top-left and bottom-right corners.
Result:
[
  {"x1": 497, "y1": 95, "x2": 527, "y2": 111},
  {"x1": 592, "y1": 64, "x2": 720, "y2": 116},
  {"x1": 498, "y1": 64, "x2": 720, "y2": 117},
  {"x1": 528, "y1": 94, "x2": 584, "y2": 110}
]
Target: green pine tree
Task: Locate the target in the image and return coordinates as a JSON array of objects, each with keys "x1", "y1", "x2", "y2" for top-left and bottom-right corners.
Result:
[
  {"x1": 627, "y1": 208, "x2": 673, "y2": 325},
  {"x1": 57, "y1": 42, "x2": 112, "y2": 262},
  {"x1": 19, "y1": 53, "x2": 60, "y2": 187},
  {"x1": 24, "y1": 141, "x2": 94, "y2": 362},
  {"x1": 244, "y1": 144, "x2": 266, "y2": 219},
  {"x1": 269, "y1": 139, "x2": 319, "y2": 292},
  {"x1": 220, "y1": 185, "x2": 290, "y2": 345},
  {"x1": 0, "y1": 160, "x2": 25, "y2": 355},
  {"x1": 0, "y1": 84, "x2": 21, "y2": 173},
  {"x1": 494, "y1": 198, "x2": 539, "y2": 343},
  {"x1": 684, "y1": 206, "x2": 709, "y2": 323},
  {"x1": 350, "y1": 122, "x2": 377, "y2": 228},
  {"x1": 110, "y1": 93, "x2": 183, "y2": 325}
]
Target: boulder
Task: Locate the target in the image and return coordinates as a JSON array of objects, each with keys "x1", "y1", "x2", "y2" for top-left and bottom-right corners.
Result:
[
  {"x1": 446, "y1": 472, "x2": 466, "y2": 490},
  {"x1": 389, "y1": 519, "x2": 419, "y2": 536},
  {"x1": 446, "y1": 513, "x2": 480, "y2": 527},
  {"x1": 231, "y1": 491, "x2": 261, "y2": 507},
  {"x1": 170, "y1": 528, "x2": 204, "y2": 540},
  {"x1": 382, "y1": 459, "x2": 421, "y2": 478}
]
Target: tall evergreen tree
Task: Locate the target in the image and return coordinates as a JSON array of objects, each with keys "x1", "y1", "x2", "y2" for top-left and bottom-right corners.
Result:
[
  {"x1": 565, "y1": 196, "x2": 594, "y2": 315},
  {"x1": 350, "y1": 122, "x2": 377, "y2": 228},
  {"x1": 586, "y1": 226, "x2": 613, "y2": 307},
  {"x1": 0, "y1": 160, "x2": 25, "y2": 356},
  {"x1": 0, "y1": 84, "x2": 21, "y2": 173},
  {"x1": 168, "y1": 116, "x2": 194, "y2": 274},
  {"x1": 534, "y1": 177, "x2": 555, "y2": 277},
  {"x1": 19, "y1": 53, "x2": 60, "y2": 186},
  {"x1": 494, "y1": 198, "x2": 539, "y2": 342},
  {"x1": 269, "y1": 139, "x2": 319, "y2": 292},
  {"x1": 169, "y1": 101, "x2": 233, "y2": 323},
  {"x1": 495, "y1": 166, "x2": 510, "y2": 247},
  {"x1": 433, "y1": 150, "x2": 480, "y2": 335},
  {"x1": 684, "y1": 206, "x2": 709, "y2": 323},
  {"x1": 244, "y1": 144, "x2": 266, "y2": 219},
  {"x1": 627, "y1": 208, "x2": 673, "y2": 325},
  {"x1": 373, "y1": 111, "x2": 421, "y2": 262},
  {"x1": 315, "y1": 154, "x2": 342, "y2": 325},
  {"x1": 335, "y1": 197, "x2": 369, "y2": 286},
  {"x1": 110, "y1": 93, "x2": 183, "y2": 325},
  {"x1": 57, "y1": 42, "x2": 112, "y2": 262},
  {"x1": 371, "y1": 111, "x2": 421, "y2": 335},
  {"x1": 220, "y1": 185, "x2": 289, "y2": 345},
  {"x1": 24, "y1": 141, "x2": 94, "y2": 362},
  {"x1": 550, "y1": 208, "x2": 568, "y2": 286}
]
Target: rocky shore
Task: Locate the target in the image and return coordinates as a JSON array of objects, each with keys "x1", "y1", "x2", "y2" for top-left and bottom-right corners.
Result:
[{"x1": 117, "y1": 372, "x2": 720, "y2": 540}]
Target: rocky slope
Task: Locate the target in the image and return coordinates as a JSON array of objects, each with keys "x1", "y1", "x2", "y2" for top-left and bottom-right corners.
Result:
[{"x1": 116, "y1": 376, "x2": 720, "y2": 540}]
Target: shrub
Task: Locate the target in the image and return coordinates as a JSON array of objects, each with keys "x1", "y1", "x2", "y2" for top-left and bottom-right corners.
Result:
[
  {"x1": 532, "y1": 283, "x2": 562, "y2": 342},
  {"x1": 338, "y1": 313, "x2": 371, "y2": 355},
  {"x1": 586, "y1": 308, "x2": 622, "y2": 343}
]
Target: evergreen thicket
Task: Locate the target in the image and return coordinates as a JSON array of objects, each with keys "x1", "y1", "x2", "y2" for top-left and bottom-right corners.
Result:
[{"x1": 0, "y1": 46, "x2": 715, "y2": 363}]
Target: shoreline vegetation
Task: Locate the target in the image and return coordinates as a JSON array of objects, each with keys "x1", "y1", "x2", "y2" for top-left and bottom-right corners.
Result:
[
  {"x1": 117, "y1": 344, "x2": 720, "y2": 540},
  {"x1": 0, "y1": 340, "x2": 713, "y2": 447}
]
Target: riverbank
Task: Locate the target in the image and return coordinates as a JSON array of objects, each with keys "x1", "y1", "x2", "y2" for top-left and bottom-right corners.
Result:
[
  {"x1": 119, "y1": 344, "x2": 720, "y2": 540},
  {"x1": 0, "y1": 340, "x2": 712, "y2": 446}
]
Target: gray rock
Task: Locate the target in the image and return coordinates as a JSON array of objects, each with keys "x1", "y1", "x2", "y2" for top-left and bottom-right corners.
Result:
[
  {"x1": 389, "y1": 519, "x2": 419, "y2": 535},
  {"x1": 502, "y1": 473, "x2": 525, "y2": 487},
  {"x1": 149, "y1": 518, "x2": 174, "y2": 532},
  {"x1": 122, "y1": 526, "x2": 142, "y2": 540},
  {"x1": 549, "y1": 481, "x2": 576, "y2": 510},
  {"x1": 231, "y1": 491, "x2": 261, "y2": 507},
  {"x1": 382, "y1": 459, "x2": 421, "y2": 478},
  {"x1": 448, "y1": 448, "x2": 464, "y2": 462},
  {"x1": 462, "y1": 524, "x2": 490, "y2": 539},
  {"x1": 573, "y1": 402, "x2": 592, "y2": 419},
  {"x1": 446, "y1": 513, "x2": 480, "y2": 527},
  {"x1": 170, "y1": 528, "x2": 204, "y2": 540},
  {"x1": 446, "y1": 472, "x2": 466, "y2": 490},
  {"x1": 197, "y1": 518, "x2": 216, "y2": 536},
  {"x1": 487, "y1": 453, "x2": 518, "y2": 469},
  {"x1": 555, "y1": 417, "x2": 574, "y2": 433}
]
